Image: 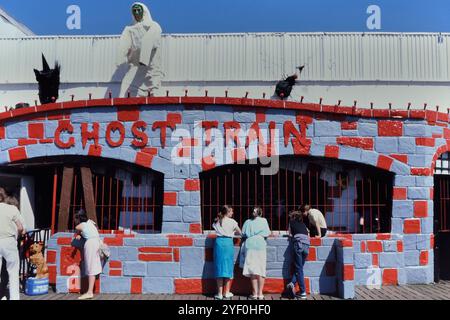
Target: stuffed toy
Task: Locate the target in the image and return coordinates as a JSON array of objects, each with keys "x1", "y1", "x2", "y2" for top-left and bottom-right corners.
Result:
[{"x1": 28, "y1": 243, "x2": 49, "y2": 279}]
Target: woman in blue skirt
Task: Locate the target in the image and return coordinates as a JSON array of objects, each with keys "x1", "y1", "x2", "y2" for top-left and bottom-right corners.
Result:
[{"x1": 212, "y1": 205, "x2": 241, "y2": 300}]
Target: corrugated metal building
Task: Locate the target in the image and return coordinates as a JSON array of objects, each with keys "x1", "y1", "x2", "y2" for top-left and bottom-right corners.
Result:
[{"x1": 1, "y1": 32, "x2": 449, "y2": 108}]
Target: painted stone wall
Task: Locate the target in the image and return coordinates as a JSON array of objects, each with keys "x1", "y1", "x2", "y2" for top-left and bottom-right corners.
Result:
[{"x1": 0, "y1": 97, "x2": 445, "y2": 297}]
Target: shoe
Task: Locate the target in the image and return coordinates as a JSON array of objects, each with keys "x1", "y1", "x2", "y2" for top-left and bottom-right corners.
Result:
[
  {"x1": 296, "y1": 292, "x2": 307, "y2": 300},
  {"x1": 248, "y1": 295, "x2": 258, "y2": 300},
  {"x1": 286, "y1": 282, "x2": 296, "y2": 298},
  {"x1": 78, "y1": 293, "x2": 94, "y2": 300},
  {"x1": 214, "y1": 294, "x2": 223, "y2": 300},
  {"x1": 224, "y1": 292, "x2": 234, "y2": 299},
  {"x1": 258, "y1": 295, "x2": 265, "y2": 300}
]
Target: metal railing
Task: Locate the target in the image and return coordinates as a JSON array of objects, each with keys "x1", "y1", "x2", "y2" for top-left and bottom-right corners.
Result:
[{"x1": 200, "y1": 162, "x2": 393, "y2": 234}]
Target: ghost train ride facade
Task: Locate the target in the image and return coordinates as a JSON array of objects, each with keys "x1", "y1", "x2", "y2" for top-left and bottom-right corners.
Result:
[{"x1": 2, "y1": 4, "x2": 450, "y2": 299}]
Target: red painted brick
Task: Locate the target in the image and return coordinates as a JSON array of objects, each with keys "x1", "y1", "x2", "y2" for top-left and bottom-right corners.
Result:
[
  {"x1": 341, "y1": 239, "x2": 353, "y2": 247},
  {"x1": 109, "y1": 269, "x2": 122, "y2": 276},
  {"x1": 430, "y1": 188, "x2": 434, "y2": 199},
  {"x1": 138, "y1": 254, "x2": 173, "y2": 262},
  {"x1": 397, "y1": 241, "x2": 404, "y2": 253},
  {"x1": 185, "y1": 179, "x2": 200, "y2": 191},
  {"x1": 135, "y1": 152, "x2": 153, "y2": 168},
  {"x1": 341, "y1": 122, "x2": 358, "y2": 130},
  {"x1": 103, "y1": 237, "x2": 124, "y2": 246},
  {"x1": 382, "y1": 269, "x2": 398, "y2": 285},
  {"x1": 404, "y1": 219, "x2": 421, "y2": 234},
  {"x1": 393, "y1": 187, "x2": 407, "y2": 200},
  {"x1": 131, "y1": 278, "x2": 143, "y2": 294},
  {"x1": 142, "y1": 147, "x2": 158, "y2": 155},
  {"x1": 431, "y1": 235, "x2": 435, "y2": 249},
  {"x1": 420, "y1": 251, "x2": 429, "y2": 265},
  {"x1": 173, "y1": 248, "x2": 180, "y2": 262},
  {"x1": 174, "y1": 279, "x2": 213, "y2": 294},
  {"x1": 411, "y1": 168, "x2": 432, "y2": 176},
  {"x1": 336, "y1": 137, "x2": 374, "y2": 150},
  {"x1": 118, "y1": 108, "x2": 140, "y2": 122},
  {"x1": 164, "y1": 192, "x2": 177, "y2": 206},
  {"x1": 0, "y1": 126, "x2": 5, "y2": 139},
  {"x1": 416, "y1": 138, "x2": 435, "y2": 147},
  {"x1": 444, "y1": 128, "x2": 450, "y2": 139},
  {"x1": 57, "y1": 237, "x2": 73, "y2": 245},
  {"x1": 310, "y1": 238, "x2": 322, "y2": 246},
  {"x1": 390, "y1": 154, "x2": 408, "y2": 164},
  {"x1": 109, "y1": 261, "x2": 122, "y2": 268},
  {"x1": 377, "y1": 155, "x2": 394, "y2": 171},
  {"x1": 378, "y1": 121, "x2": 403, "y2": 136},
  {"x1": 376, "y1": 234, "x2": 391, "y2": 240},
  {"x1": 361, "y1": 241, "x2": 366, "y2": 253},
  {"x1": 325, "y1": 145, "x2": 339, "y2": 159},
  {"x1": 414, "y1": 201, "x2": 428, "y2": 218},
  {"x1": 307, "y1": 247, "x2": 317, "y2": 261},
  {"x1": 46, "y1": 250, "x2": 57, "y2": 264},
  {"x1": 343, "y1": 265, "x2": 354, "y2": 281},
  {"x1": 48, "y1": 265, "x2": 57, "y2": 285},
  {"x1": 189, "y1": 223, "x2": 202, "y2": 234},
  {"x1": 139, "y1": 247, "x2": 173, "y2": 254},
  {"x1": 169, "y1": 237, "x2": 194, "y2": 247},
  {"x1": 18, "y1": 139, "x2": 38, "y2": 146},
  {"x1": 255, "y1": 112, "x2": 266, "y2": 123},
  {"x1": 8, "y1": 147, "x2": 27, "y2": 162},
  {"x1": 372, "y1": 254, "x2": 379, "y2": 267},
  {"x1": 28, "y1": 123, "x2": 44, "y2": 139},
  {"x1": 367, "y1": 240, "x2": 383, "y2": 253}
]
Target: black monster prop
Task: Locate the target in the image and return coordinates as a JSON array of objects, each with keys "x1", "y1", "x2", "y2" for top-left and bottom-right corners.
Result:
[
  {"x1": 34, "y1": 54, "x2": 61, "y2": 105},
  {"x1": 275, "y1": 65, "x2": 305, "y2": 100}
]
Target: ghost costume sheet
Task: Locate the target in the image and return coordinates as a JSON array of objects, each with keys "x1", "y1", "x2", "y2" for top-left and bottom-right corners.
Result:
[{"x1": 118, "y1": 2, "x2": 163, "y2": 97}]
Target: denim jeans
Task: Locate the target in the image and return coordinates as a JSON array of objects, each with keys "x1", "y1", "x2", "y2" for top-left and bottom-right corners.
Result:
[{"x1": 290, "y1": 241, "x2": 309, "y2": 294}]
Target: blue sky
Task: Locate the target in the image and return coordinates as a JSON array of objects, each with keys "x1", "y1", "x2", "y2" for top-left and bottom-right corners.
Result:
[{"x1": 1, "y1": 0, "x2": 450, "y2": 35}]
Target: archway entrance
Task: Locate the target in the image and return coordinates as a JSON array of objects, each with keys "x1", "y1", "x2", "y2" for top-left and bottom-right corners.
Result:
[
  {"x1": 0, "y1": 156, "x2": 164, "y2": 234},
  {"x1": 434, "y1": 152, "x2": 450, "y2": 281}
]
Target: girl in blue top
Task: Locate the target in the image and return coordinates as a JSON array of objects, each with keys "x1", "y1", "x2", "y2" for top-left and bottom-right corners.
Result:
[{"x1": 240, "y1": 207, "x2": 271, "y2": 300}]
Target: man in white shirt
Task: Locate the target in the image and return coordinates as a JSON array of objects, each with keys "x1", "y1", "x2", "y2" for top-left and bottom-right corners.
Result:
[
  {"x1": 301, "y1": 205, "x2": 327, "y2": 238},
  {"x1": 0, "y1": 188, "x2": 25, "y2": 300}
]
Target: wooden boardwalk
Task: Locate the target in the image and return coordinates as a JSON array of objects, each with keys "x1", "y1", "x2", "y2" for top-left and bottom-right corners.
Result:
[{"x1": 18, "y1": 281, "x2": 450, "y2": 300}]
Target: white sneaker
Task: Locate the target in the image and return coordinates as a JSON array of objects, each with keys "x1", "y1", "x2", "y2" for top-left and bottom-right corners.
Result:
[
  {"x1": 214, "y1": 294, "x2": 223, "y2": 300},
  {"x1": 224, "y1": 292, "x2": 234, "y2": 299},
  {"x1": 78, "y1": 293, "x2": 94, "y2": 300}
]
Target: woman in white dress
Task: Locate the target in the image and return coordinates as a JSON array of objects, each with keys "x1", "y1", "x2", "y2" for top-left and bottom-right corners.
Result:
[
  {"x1": 74, "y1": 210, "x2": 102, "y2": 300},
  {"x1": 240, "y1": 207, "x2": 271, "y2": 300}
]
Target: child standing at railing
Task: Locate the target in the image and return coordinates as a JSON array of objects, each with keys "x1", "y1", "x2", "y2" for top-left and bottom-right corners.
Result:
[{"x1": 212, "y1": 205, "x2": 242, "y2": 300}]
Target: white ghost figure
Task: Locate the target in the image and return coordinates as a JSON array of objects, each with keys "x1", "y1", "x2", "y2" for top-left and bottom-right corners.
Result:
[{"x1": 118, "y1": 2, "x2": 163, "y2": 97}]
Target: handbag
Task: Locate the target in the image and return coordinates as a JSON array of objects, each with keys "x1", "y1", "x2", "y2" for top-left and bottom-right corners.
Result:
[{"x1": 98, "y1": 240, "x2": 111, "y2": 260}]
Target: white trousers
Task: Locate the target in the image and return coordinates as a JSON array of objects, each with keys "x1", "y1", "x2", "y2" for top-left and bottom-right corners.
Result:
[{"x1": 0, "y1": 237, "x2": 20, "y2": 300}]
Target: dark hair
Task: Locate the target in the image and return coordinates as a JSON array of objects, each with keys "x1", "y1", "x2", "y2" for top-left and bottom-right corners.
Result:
[
  {"x1": 73, "y1": 209, "x2": 88, "y2": 226},
  {"x1": 215, "y1": 205, "x2": 232, "y2": 227},
  {"x1": 0, "y1": 187, "x2": 7, "y2": 203},
  {"x1": 289, "y1": 210, "x2": 304, "y2": 222},
  {"x1": 299, "y1": 204, "x2": 311, "y2": 213},
  {"x1": 5, "y1": 196, "x2": 19, "y2": 209},
  {"x1": 251, "y1": 207, "x2": 263, "y2": 220}
]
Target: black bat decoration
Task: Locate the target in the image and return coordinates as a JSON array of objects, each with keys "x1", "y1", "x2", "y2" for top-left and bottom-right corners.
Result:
[
  {"x1": 275, "y1": 65, "x2": 305, "y2": 100},
  {"x1": 33, "y1": 54, "x2": 61, "y2": 105}
]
